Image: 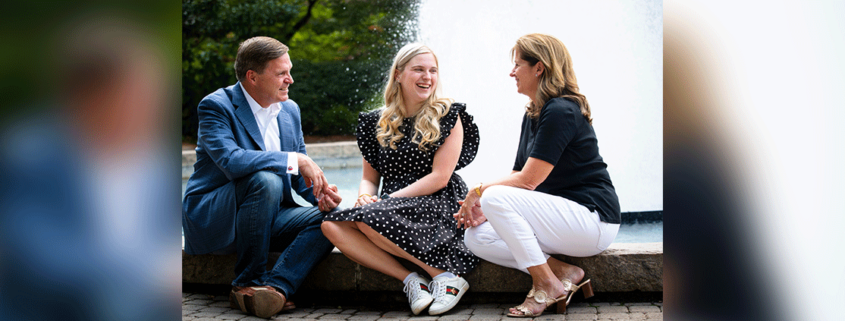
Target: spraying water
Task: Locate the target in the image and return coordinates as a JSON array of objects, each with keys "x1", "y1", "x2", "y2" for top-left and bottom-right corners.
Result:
[{"x1": 416, "y1": 0, "x2": 662, "y2": 212}]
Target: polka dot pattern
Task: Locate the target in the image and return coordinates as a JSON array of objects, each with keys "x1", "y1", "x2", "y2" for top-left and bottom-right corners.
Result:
[{"x1": 323, "y1": 103, "x2": 481, "y2": 274}]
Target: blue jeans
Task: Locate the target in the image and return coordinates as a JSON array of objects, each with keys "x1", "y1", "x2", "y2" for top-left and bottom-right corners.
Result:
[{"x1": 232, "y1": 171, "x2": 334, "y2": 298}]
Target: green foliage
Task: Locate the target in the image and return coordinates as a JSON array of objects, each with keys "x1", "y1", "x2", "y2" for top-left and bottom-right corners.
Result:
[{"x1": 183, "y1": 0, "x2": 419, "y2": 141}]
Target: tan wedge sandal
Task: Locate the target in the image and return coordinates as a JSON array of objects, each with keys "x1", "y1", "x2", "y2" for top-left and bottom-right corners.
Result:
[{"x1": 506, "y1": 279, "x2": 594, "y2": 317}]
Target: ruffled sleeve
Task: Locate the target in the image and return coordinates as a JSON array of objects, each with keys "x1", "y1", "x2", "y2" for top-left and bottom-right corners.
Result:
[
  {"x1": 437, "y1": 102, "x2": 480, "y2": 170},
  {"x1": 355, "y1": 110, "x2": 384, "y2": 173}
]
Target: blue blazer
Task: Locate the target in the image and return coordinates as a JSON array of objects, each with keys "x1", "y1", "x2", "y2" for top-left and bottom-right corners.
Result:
[{"x1": 182, "y1": 82, "x2": 317, "y2": 255}]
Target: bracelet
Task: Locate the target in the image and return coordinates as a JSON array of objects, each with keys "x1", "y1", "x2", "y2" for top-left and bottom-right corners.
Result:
[
  {"x1": 474, "y1": 183, "x2": 483, "y2": 196},
  {"x1": 380, "y1": 193, "x2": 391, "y2": 199},
  {"x1": 359, "y1": 193, "x2": 373, "y2": 199}
]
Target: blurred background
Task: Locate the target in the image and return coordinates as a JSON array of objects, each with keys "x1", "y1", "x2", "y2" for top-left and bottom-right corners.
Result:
[
  {"x1": 182, "y1": 0, "x2": 419, "y2": 143},
  {"x1": 2, "y1": 0, "x2": 845, "y2": 320}
]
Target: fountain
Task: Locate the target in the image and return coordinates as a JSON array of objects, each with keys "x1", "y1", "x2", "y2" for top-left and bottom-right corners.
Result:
[{"x1": 417, "y1": 0, "x2": 663, "y2": 213}]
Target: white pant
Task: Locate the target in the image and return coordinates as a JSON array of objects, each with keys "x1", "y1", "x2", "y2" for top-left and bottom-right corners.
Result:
[{"x1": 464, "y1": 185, "x2": 619, "y2": 272}]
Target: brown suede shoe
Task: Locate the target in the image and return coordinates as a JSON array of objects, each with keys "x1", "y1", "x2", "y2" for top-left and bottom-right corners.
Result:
[{"x1": 228, "y1": 286, "x2": 286, "y2": 318}]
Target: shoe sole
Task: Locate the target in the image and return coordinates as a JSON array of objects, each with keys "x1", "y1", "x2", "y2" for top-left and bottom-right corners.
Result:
[
  {"x1": 230, "y1": 288, "x2": 285, "y2": 318},
  {"x1": 229, "y1": 290, "x2": 245, "y2": 311},
  {"x1": 411, "y1": 296, "x2": 434, "y2": 315},
  {"x1": 244, "y1": 290, "x2": 285, "y2": 318},
  {"x1": 428, "y1": 282, "x2": 469, "y2": 315}
]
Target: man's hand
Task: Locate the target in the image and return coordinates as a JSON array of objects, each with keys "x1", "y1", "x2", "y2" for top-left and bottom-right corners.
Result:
[
  {"x1": 318, "y1": 184, "x2": 342, "y2": 212},
  {"x1": 297, "y1": 153, "x2": 327, "y2": 199}
]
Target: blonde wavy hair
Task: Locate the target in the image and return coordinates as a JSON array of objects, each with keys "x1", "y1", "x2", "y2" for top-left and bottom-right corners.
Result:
[
  {"x1": 377, "y1": 43, "x2": 453, "y2": 151},
  {"x1": 511, "y1": 34, "x2": 592, "y2": 124}
]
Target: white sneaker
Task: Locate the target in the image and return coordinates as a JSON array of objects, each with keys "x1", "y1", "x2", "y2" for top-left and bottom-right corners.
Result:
[
  {"x1": 403, "y1": 274, "x2": 434, "y2": 315},
  {"x1": 428, "y1": 275, "x2": 469, "y2": 315}
]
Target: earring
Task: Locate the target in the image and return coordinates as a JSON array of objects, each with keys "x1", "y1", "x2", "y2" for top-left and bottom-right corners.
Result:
[{"x1": 535, "y1": 74, "x2": 539, "y2": 77}]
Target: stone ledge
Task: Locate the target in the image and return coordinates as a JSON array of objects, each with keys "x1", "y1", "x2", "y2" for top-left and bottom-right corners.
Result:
[
  {"x1": 182, "y1": 150, "x2": 197, "y2": 179},
  {"x1": 182, "y1": 142, "x2": 362, "y2": 177},
  {"x1": 182, "y1": 242, "x2": 662, "y2": 293}
]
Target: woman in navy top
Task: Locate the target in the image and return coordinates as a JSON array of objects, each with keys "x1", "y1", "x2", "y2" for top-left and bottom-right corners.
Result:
[{"x1": 456, "y1": 34, "x2": 621, "y2": 318}]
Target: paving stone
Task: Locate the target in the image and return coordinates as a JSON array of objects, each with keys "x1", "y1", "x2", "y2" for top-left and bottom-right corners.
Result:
[
  {"x1": 596, "y1": 312, "x2": 632, "y2": 320},
  {"x1": 191, "y1": 311, "x2": 225, "y2": 318},
  {"x1": 320, "y1": 314, "x2": 353, "y2": 319},
  {"x1": 627, "y1": 306, "x2": 660, "y2": 313},
  {"x1": 445, "y1": 307, "x2": 474, "y2": 315},
  {"x1": 200, "y1": 307, "x2": 230, "y2": 313},
  {"x1": 566, "y1": 306, "x2": 597, "y2": 314},
  {"x1": 218, "y1": 313, "x2": 247, "y2": 320},
  {"x1": 184, "y1": 304, "x2": 204, "y2": 311},
  {"x1": 188, "y1": 293, "x2": 215, "y2": 300},
  {"x1": 596, "y1": 306, "x2": 628, "y2": 314},
  {"x1": 472, "y1": 308, "x2": 503, "y2": 315},
  {"x1": 569, "y1": 302, "x2": 590, "y2": 308},
  {"x1": 383, "y1": 311, "x2": 412, "y2": 317},
  {"x1": 181, "y1": 291, "x2": 658, "y2": 321},
  {"x1": 282, "y1": 311, "x2": 315, "y2": 318},
  {"x1": 223, "y1": 310, "x2": 249, "y2": 315},
  {"x1": 564, "y1": 313, "x2": 597, "y2": 320},
  {"x1": 468, "y1": 316, "x2": 503, "y2": 321},
  {"x1": 470, "y1": 303, "x2": 500, "y2": 309},
  {"x1": 211, "y1": 301, "x2": 234, "y2": 308},
  {"x1": 348, "y1": 316, "x2": 380, "y2": 321},
  {"x1": 185, "y1": 299, "x2": 214, "y2": 306},
  {"x1": 355, "y1": 311, "x2": 384, "y2": 315},
  {"x1": 437, "y1": 314, "x2": 477, "y2": 321}
]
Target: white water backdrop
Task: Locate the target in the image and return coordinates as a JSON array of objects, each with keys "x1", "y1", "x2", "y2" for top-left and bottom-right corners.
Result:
[{"x1": 416, "y1": 0, "x2": 662, "y2": 212}]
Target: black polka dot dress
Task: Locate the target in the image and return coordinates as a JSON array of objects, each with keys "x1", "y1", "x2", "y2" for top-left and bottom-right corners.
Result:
[{"x1": 323, "y1": 103, "x2": 481, "y2": 275}]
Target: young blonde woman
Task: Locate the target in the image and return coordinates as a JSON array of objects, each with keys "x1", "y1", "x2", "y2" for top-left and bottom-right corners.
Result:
[
  {"x1": 322, "y1": 43, "x2": 480, "y2": 315},
  {"x1": 456, "y1": 34, "x2": 621, "y2": 317}
]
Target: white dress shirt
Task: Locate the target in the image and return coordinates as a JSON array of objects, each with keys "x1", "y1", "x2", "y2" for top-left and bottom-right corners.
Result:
[{"x1": 240, "y1": 83, "x2": 298, "y2": 175}]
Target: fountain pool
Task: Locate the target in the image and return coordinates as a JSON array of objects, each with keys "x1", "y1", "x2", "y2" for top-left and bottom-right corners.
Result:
[{"x1": 183, "y1": 166, "x2": 662, "y2": 243}]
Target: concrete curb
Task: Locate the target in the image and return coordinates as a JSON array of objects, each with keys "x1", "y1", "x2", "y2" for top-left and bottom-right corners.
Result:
[
  {"x1": 183, "y1": 243, "x2": 662, "y2": 293},
  {"x1": 182, "y1": 142, "x2": 362, "y2": 178}
]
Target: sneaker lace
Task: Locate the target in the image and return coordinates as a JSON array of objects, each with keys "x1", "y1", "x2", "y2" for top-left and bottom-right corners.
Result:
[
  {"x1": 403, "y1": 279, "x2": 421, "y2": 303},
  {"x1": 429, "y1": 279, "x2": 447, "y2": 303}
]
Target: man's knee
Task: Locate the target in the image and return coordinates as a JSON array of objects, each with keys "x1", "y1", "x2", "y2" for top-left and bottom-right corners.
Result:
[{"x1": 240, "y1": 171, "x2": 283, "y2": 199}]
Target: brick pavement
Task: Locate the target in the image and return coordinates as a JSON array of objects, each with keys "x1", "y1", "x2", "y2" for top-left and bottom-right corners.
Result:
[{"x1": 183, "y1": 292, "x2": 662, "y2": 320}]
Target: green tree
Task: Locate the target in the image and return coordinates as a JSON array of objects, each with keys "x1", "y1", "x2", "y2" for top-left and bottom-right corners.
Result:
[{"x1": 182, "y1": 0, "x2": 419, "y2": 142}]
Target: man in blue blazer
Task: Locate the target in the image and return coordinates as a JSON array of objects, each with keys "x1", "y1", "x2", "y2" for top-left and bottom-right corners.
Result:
[{"x1": 183, "y1": 36, "x2": 341, "y2": 318}]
